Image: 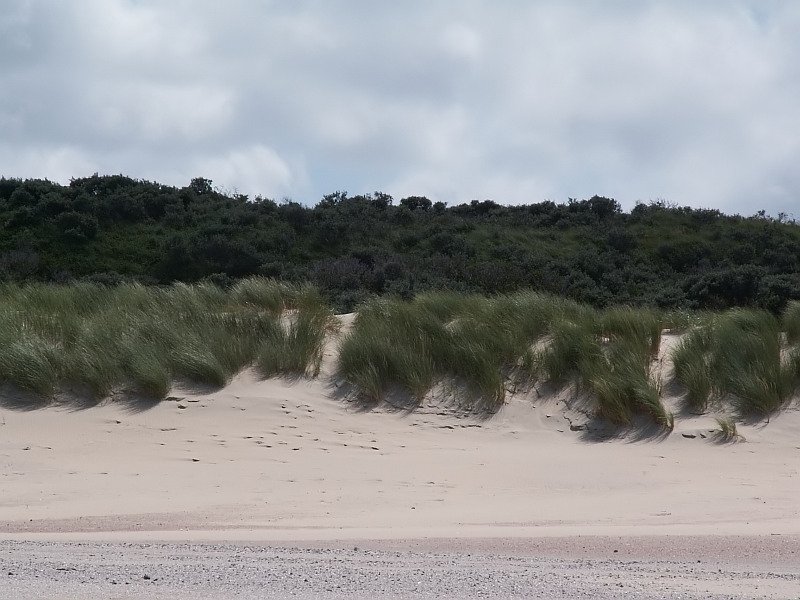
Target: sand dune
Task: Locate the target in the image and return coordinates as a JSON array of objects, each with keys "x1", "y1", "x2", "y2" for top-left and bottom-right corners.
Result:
[
  {"x1": 1, "y1": 365, "x2": 799, "y2": 539},
  {"x1": 1, "y1": 323, "x2": 799, "y2": 597}
]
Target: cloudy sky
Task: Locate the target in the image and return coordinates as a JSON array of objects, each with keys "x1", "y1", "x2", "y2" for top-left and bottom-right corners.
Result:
[{"x1": 1, "y1": 1, "x2": 799, "y2": 214}]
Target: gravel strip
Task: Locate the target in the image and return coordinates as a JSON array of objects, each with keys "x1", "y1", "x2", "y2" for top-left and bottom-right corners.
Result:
[{"x1": 2, "y1": 539, "x2": 799, "y2": 599}]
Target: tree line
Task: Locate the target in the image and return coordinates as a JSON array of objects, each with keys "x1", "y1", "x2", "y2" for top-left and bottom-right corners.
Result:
[{"x1": 1, "y1": 174, "x2": 799, "y2": 312}]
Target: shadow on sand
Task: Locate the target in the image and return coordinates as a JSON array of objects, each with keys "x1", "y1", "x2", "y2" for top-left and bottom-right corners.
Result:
[
  {"x1": 0, "y1": 385, "x2": 51, "y2": 411},
  {"x1": 327, "y1": 377, "x2": 498, "y2": 421},
  {"x1": 0, "y1": 384, "x2": 177, "y2": 414}
]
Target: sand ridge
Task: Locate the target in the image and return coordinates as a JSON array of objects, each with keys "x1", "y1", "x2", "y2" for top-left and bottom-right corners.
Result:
[
  {"x1": 1, "y1": 361, "x2": 799, "y2": 539},
  {"x1": 1, "y1": 320, "x2": 799, "y2": 600}
]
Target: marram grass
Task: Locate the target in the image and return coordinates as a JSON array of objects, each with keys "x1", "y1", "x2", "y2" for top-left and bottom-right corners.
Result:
[
  {"x1": 2, "y1": 281, "x2": 798, "y2": 429},
  {"x1": 671, "y1": 308, "x2": 800, "y2": 419},
  {"x1": 0, "y1": 279, "x2": 333, "y2": 402},
  {"x1": 339, "y1": 292, "x2": 673, "y2": 426},
  {"x1": 341, "y1": 292, "x2": 800, "y2": 426}
]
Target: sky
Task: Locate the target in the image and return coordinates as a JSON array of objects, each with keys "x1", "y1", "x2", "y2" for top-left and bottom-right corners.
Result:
[{"x1": 1, "y1": 1, "x2": 799, "y2": 214}]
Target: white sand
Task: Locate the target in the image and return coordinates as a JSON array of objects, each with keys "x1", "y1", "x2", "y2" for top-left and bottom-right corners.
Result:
[
  {"x1": 1, "y1": 366, "x2": 799, "y2": 539},
  {"x1": 1, "y1": 326, "x2": 799, "y2": 596}
]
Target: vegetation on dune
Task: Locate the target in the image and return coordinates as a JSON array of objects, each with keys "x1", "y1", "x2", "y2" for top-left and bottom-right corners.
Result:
[
  {"x1": 0, "y1": 278, "x2": 334, "y2": 402},
  {"x1": 3, "y1": 174, "x2": 799, "y2": 431},
  {"x1": 714, "y1": 417, "x2": 741, "y2": 443},
  {"x1": 672, "y1": 327, "x2": 715, "y2": 413},
  {"x1": 3, "y1": 175, "x2": 800, "y2": 313},
  {"x1": 671, "y1": 306, "x2": 800, "y2": 418},
  {"x1": 1, "y1": 275, "x2": 798, "y2": 429},
  {"x1": 338, "y1": 292, "x2": 673, "y2": 427},
  {"x1": 340, "y1": 294, "x2": 800, "y2": 427}
]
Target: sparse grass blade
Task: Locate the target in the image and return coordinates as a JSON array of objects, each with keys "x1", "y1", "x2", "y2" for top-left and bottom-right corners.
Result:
[{"x1": 714, "y1": 417, "x2": 741, "y2": 443}]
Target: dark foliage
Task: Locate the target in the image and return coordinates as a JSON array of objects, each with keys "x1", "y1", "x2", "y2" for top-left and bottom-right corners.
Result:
[{"x1": 1, "y1": 174, "x2": 799, "y2": 312}]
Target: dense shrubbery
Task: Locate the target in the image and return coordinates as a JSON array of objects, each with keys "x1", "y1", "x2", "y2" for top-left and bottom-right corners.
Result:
[{"x1": 1, "y1": 174, "x2": 800, "y2": 312}]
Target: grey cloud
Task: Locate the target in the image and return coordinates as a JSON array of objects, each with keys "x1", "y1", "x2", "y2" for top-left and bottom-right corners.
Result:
[{"x1": 1, "y1": 0, "x2": 799, "y2": 215}]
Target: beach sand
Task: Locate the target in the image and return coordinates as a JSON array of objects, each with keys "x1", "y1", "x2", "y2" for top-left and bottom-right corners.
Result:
[{"x1": 1, "y1": 326, "x2": 799, "y2": 598}]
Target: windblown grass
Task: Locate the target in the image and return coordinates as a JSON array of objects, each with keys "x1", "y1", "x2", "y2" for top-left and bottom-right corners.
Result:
[
  {"x1": 598, "y1": 307, "x2": 663, "y2": 358},
  {"x1": 5, "y1": 279, "x2": 798, "y2": 428},
  {"x1": 783, "y1": 300, "x2": 800, "y2": 344},
  {"x1": 0, "y1": 279, "x2": 333, "y2": 403},
  {"x1": 672, "y1": 309, "x2": 800, "y2": 418},
  {"x1": 671, "y1": 327, "x2": 714, "y2": 413},
  {"x1": 338, "y1": 291, "x2": 556, "y2": 409},
  {"x1": 583, "y1": 335, "x2": 672, "y2": 429},
  {"x1": 339, "y1": 292, "x2": 672, "y2": 426},
  {"x1": 258, "y1": 301, "x2": 336, "y2": 377},
  {"x1": 337, "y1": 298, "x2": 442, "y2": 401},
  {"x1": 714, "y1": 417, "x2": 741, "y2": 443}
]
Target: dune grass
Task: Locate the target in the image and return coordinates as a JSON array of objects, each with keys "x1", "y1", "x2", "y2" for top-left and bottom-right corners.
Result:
[
  {"x1": 783, "y1": 300, "x2": 800, "y2": 345},
  {"x1": 671, "y1": 308, "x2": 800, "y2": 419},
  {"x1": 671, "y1": 326, "x2": 714, "y2": 413},
  {"x1": 339, "y1": 292, "x2": 673, "y2": 427},
  {"x1": 598, "y1": 307, "x2": 663, "y2": 358},
  {"x1": 714, "y1": 417, "x2": 741, "y2": 443},
  {"x1": 338, "y1": 291, "x2": 557, "y2": 409},
  {"x1": 583, "y1": 335, "x2": 672, "y2": 429},
  {"x1": 0, "y1": 278, "x2": 334, "y2": 403},
  {"x1": 3, "y1": 279, "x2": 798, "y2": 428},
  {"x1": 341, "y1": 291, "x2": 797, "y2": 427}
]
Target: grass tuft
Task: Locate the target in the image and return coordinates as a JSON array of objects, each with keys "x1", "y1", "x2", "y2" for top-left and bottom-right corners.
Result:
[
  {"x1": 0, "y1": 279, "x2": 333, "y2": 404},
  {"x1": 714, "y1": 417, "x2": 741, "y2": 443},
  {"x1": 672, "y1": 327, "x2": 714, "y2": 413}
]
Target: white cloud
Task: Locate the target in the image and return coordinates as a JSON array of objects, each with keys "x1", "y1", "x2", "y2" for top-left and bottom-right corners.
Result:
[
  {"x1": 92, "y1": 82, "x2": 236, "y2": 142},
  {"x1": 1, "y1": 0, "x2": 799, "y2": 214},
  {"x1": 0, "y1": 145, "x2": 98, "y2": 183},
  {"x1": 441, "y1": 23, "x2": 483, "y2": 62},
  {"x1": 193, "y1": 144, "x2": 301, "y2": 199}
]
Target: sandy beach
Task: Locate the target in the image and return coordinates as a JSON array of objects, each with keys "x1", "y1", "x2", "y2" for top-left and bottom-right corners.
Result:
[{"x1": 1, "y1": 327, "x2": 799, "y2": 598}]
